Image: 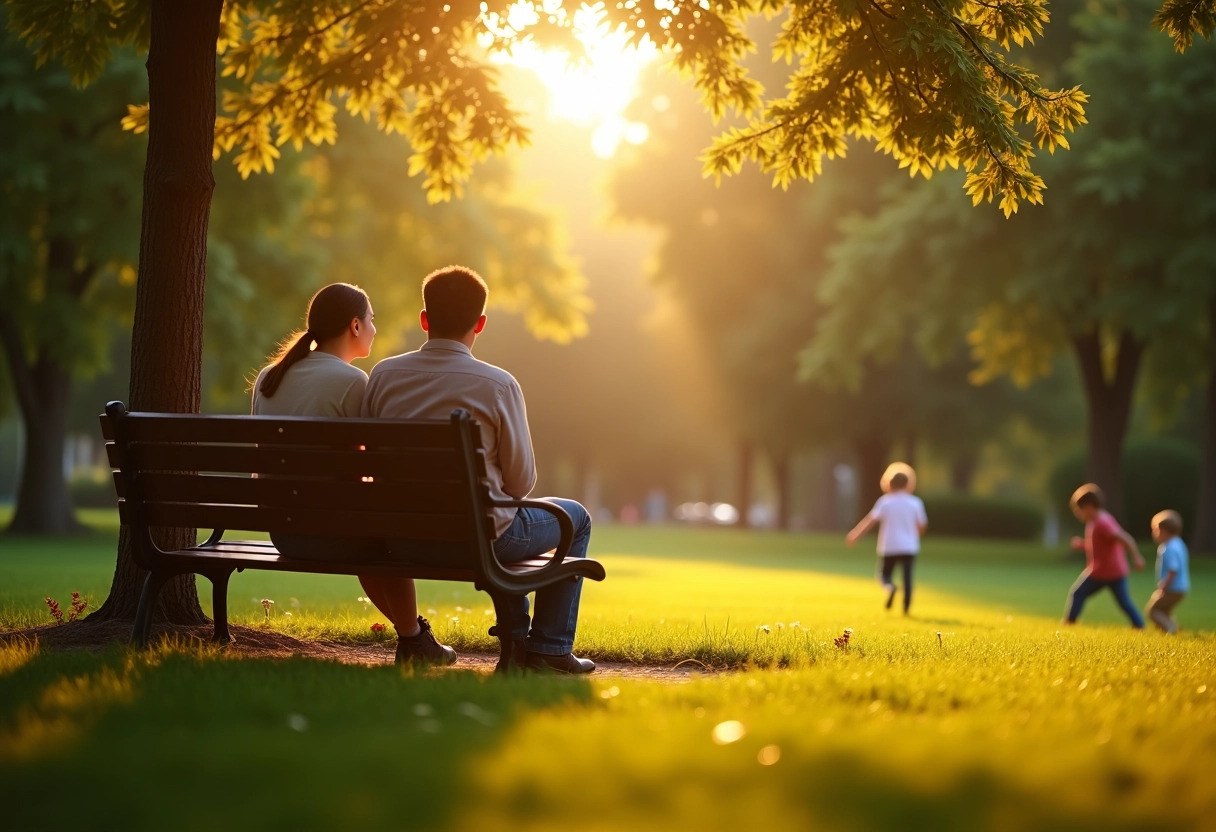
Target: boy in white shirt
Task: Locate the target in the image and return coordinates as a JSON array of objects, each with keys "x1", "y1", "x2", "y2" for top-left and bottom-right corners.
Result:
[{"x1": 847, "y1": 463, "x2": 928, "y2": 614}]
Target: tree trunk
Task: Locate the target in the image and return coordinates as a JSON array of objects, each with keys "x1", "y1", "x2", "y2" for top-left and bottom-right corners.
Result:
[
  {"x1": 902, "y1": 428, "x2": 917, "y2": 471},
  {"x1": 852, "y1": 433, "x2": 891, "y2": 514},
  {"x1": 0, "y1": 313, "x2": 84, "y2": 534},
  {"x1": 950, "y1": 449, "x2": 980, "y2": 493},
  {"x1": 736, "y1": 441, "x2": 753, "y2": 528},
  {"x1": 772, "y1": 451, "x2": 792, "y2": 531},
  {"x1": 1071, "y1": 329, "x2": 1143, "y2": 522},
  {"x1": 1193, "y1": 302, "x2": 1216, "y2": 555},
  {"x1": 92, "y1": 0, "x2": 223, "y2": 626}
]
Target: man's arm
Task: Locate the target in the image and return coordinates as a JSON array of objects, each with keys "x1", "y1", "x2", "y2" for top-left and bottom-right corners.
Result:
[{"x1": 497, "y1": 380, "x2": 537, "y2": 498}]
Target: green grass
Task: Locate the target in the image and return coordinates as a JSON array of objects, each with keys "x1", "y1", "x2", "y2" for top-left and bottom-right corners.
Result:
[{"x1": 2, "y1": 510, "x2": 1214, "y2": 829}]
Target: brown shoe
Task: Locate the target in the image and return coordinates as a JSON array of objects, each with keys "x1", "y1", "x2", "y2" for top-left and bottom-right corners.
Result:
[
  {"x1": 525, "y1": 651, "x2": 595, "y2": 674},
  {"x1": 395, "y1": 616, "x2": 457, "y2": 666}
]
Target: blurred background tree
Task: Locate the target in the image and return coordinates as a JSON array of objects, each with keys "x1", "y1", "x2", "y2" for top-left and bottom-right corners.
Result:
[{"x1": 802, "y1": 0, "x2": 1216, "y2": 543}]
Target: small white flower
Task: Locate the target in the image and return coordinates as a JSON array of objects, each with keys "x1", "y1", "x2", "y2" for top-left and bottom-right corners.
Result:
[
  {"x1": 758, "y1": 625, "x2": 771, "y2": 633},
  {"x1": 284, "y1": 612, "x2": 293, "y2": 618},
  {"x1": 427, "y1": 608, "x2": 438, "y2": 615},
  {"x1": 287, "y1": 713, "x2": 309, "y2": 732}
]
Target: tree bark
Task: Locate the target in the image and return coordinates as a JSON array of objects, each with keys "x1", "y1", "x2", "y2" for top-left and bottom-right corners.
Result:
[
  {"x1": 852, "y1": 432, "x2": 892, "y2": 515},
  {"x1": 0, "y1": 312, "x2": 84, "y2": 534},
  {"x1": 736, "y1": 440, "x2": 753, "y2": 528},
  {"x1": 1071, "y1": 329, "x2": 1143, "y2": 522},
  {"x1": 92, "y1": 0, "x2": 223, "y2": 626},
  {"x1": 1193, "y1": 302, "x2": 1216, "y2": 555}
]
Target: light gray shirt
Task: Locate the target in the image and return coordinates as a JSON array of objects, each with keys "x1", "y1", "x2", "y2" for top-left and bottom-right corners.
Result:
[
  {"x1": 362, "y1": 339, "x2": 537, "y2": 537},
  {"x1": 251, "y1": 350, "x2": 367, "y2": 417}
]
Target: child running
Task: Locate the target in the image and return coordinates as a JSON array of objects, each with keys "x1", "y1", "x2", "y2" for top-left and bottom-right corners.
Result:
[
  {"x1": 1064, "y1": 484, "x2": 1146, "y2": 629},
  {"x1": 847, "y1": 462, "x2": 927, "y2": 614},
  {"x1": 1145, "y1": 510, "x2": 1190, "y2": 634}
]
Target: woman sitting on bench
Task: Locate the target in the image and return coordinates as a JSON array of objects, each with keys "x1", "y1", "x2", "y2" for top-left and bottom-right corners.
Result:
[{"x1": 250, "y1": 283, "x2": 456, "y2": 666}]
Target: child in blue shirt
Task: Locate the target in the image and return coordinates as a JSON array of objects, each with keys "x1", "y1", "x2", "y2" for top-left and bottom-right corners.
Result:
[{"x1": 1145, "y1": 510, "x2": 1190, "y2": 634}]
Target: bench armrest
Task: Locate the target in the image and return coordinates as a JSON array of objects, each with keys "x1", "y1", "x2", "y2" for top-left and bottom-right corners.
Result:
[{"x1": 482, "y1": 498, "x2": 598, "y2": 593}]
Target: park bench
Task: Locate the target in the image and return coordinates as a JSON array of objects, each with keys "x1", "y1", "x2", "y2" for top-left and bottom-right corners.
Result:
[{"x1": 100, "y1": 401, "x2": 606, "y2": 671}]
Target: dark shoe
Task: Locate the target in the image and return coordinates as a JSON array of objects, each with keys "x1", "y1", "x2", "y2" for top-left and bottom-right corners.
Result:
[
  {"x1": 491, "y1": 629, "x2": 530, "y2": 675},
  {"x1": 884, "y1": 584, "x2": 897, "y2": 610},
  {"x1": 396, "y1": 616, "x2": 457, "y2": 666},
  {"x1": 525, "y1": 651, "x2": 595, "y2": 675}
]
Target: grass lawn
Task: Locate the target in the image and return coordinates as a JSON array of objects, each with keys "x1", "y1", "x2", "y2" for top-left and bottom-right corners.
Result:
[{"x1": 2, "y1": 510, "x2": 1214, "y2": 830}]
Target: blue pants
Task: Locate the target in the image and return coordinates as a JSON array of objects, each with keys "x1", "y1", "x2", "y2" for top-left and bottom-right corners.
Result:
[
  {"x1": 1065, "y1": 573, "x2": 1145, "y2": 628},
  {"x1": 392, "y1": 497, "x2": 592, "y2": 656}
]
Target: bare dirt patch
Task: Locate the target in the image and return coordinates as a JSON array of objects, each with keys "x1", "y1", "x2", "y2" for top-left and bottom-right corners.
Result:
[{"x1": 0, "y1": 621, "x2": 719, "y2": 682}]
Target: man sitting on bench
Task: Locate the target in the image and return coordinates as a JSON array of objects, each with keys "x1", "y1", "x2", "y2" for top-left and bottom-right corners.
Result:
[{"x1": 361, "y1": 265, "x2": 596, "y2": 674}]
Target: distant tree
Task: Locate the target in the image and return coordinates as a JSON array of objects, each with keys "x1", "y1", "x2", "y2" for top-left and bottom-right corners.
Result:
[
  {"x1": 613, "y1": 70, "x2": 1050, "y2": 519},
  {"x1": 0, "y1": 27, "x2": 143, "y2": 534},
  {"x1": 805, "y1": 0, "x2": 1216, "y2": 524}
]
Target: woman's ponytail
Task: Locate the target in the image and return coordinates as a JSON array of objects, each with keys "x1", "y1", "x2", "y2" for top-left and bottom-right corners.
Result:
[
  {"x1": 254, "y1": 284, "x2": 369, "y2": 399},
  {"x1": 258, "y1": 330, "x2": 316, "y2": 397}
]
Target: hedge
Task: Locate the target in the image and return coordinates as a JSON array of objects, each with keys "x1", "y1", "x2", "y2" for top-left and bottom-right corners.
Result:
[
  {"x1": 1049, "y1": 437, "x2": 1199, "y2": 541},
  {"x1": 920, "y1": 493, "x2": 1045, "y2": 541},
  {"x1": 70, "y1": 469, "x2": 118, "y2": 509}
]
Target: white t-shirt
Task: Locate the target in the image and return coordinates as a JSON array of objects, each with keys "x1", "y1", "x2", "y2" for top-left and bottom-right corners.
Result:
[{"x1": 869, "y1": 491, "x2": 927, "y2": 556}]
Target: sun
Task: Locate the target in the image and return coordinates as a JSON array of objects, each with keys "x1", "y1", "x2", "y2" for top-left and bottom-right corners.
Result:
[{"x1": 486, "y1": 3, "x2": 658, "y2": 159}]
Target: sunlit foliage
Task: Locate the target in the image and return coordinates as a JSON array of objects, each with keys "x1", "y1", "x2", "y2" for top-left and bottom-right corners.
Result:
[{"x1": 9, "y1": 0, "x2": 1208, "y2": 213}]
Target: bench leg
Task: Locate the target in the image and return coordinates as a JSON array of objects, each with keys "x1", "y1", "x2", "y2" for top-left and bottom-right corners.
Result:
[
  {"x1": 487, "y1": 592, "x2": 530, "y2": 674},
  {"x1": 208, "y1": 569, "x2": 235, "y2": 644},
  {"x1": 131, "y1": 571, "x2": 169, "y2": 648}
]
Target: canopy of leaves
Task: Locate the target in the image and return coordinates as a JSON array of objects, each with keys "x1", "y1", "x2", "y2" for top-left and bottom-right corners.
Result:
[
  {"x1": 802, "y1": 0, "x2": 1216, "y2": 398},
  {"x1": 14, "y1": 0, "x2": 1204, "y2": 213}
]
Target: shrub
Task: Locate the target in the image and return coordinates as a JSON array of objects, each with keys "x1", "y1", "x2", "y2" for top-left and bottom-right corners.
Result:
[
  {"x1": 70, "y1": 469, "x2": 117, "y2": 509},
  {"x1": 1048, "y1": 438, "x2": 1199, "y2": 540},
  {"x1": 920, "y1": 493, "x2": 1045, "y2": 540}
]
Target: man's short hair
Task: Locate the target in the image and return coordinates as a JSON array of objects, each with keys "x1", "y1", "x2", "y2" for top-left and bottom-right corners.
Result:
[
  {"x1": 422, "y1": 265, "x2": 488, "y2": 339},
  {"x1": 1152, "y1": 509, "x2": 1183, "y2": 535},
  {"x1": 889, "y1": 473, "x2": 909, "y2": 490},
  {"x1": 1070, "y1": 483, "x2": 1103, "y2": 512}
]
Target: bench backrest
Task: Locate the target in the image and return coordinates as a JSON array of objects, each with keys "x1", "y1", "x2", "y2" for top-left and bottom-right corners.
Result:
[{"x1": 101, "y1": 402, "x2": 497, "y2": 551}]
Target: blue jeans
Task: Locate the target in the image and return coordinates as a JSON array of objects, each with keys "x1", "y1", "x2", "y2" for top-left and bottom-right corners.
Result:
[
  {"x1": 1066, "y1": 573, "x2": 1145, "y2": 628},
  {"x1": 390, "y1": 497, "x2": 592, "y2": 656},
  {"x1": 491, "y1": 498, "x2": 592, "y2": 655}
]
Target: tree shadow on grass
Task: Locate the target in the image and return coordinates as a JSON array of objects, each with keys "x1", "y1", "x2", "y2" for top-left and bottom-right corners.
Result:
[{"x1": 0, "y1": 645, "x2": 594, "y2": 831}]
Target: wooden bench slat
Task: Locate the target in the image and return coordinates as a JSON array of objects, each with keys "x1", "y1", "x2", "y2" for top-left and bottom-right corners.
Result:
[
  {"x1": 105, "y1": 412, "x2": 479, "y2": 448},
  {"x1": 118, "y1": 502, "x2": 479, "y2": 541},
  {"x1": 121, "y1": 443, "x2": 485, "y2": 480},
  {"x1": 113, "y1": 472, "x2": 490, "y2": 514},
  {"x1": 157, "y1": 542, "x2": 572, "y2": 582}
]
